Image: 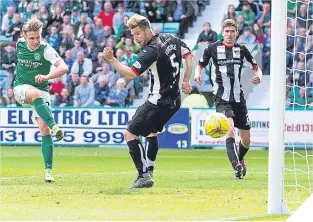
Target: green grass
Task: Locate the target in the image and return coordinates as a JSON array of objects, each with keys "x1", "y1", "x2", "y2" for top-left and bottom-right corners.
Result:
[{"x1": 0, "y1": 146, "x2": 310, "y2": 221}]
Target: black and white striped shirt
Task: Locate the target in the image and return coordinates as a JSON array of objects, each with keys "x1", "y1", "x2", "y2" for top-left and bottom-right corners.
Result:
[
  {"x1": 131, "y1": 33, "x2": 191, "y2": 107},
  {"x1": 198, "y1": 40, "x2": 258, "y2": 102}
]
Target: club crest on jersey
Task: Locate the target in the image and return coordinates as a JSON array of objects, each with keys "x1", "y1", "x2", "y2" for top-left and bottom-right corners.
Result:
[
  {"x1": 133, "y1": 61, "x2": 141, "y2": 69},
  {"x1": 34, "y1": 53, "x2": 41, "y2": 60}
]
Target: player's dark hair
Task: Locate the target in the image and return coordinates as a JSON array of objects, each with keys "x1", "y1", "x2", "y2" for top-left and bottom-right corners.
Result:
[{"x1": 222, "y1": 19, "x2": 238, "y2": 31}]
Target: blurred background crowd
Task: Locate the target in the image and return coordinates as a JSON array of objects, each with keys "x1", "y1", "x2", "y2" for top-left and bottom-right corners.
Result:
[{"x1": 0, "y1": 0, "x2": 312, "y2": 109}]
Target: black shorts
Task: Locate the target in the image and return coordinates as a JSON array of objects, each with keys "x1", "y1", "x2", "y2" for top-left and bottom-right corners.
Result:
[
  {"x1": 214, "y1": 97, "x2": 251, "y2": 130},
  {"x1": 127, "y1": 99, "x2": 181, "y2": 137}
]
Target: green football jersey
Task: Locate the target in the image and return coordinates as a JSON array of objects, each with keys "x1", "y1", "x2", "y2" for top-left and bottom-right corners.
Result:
[{"x1": 13, "y1": 38, "x2": 62, "y2": 91}]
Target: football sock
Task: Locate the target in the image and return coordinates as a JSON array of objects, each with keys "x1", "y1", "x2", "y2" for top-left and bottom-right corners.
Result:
[
  {"x1": 42, "y1": 135, "x2": 54, "y2": 169},
  {"x1": 239, "y1": 140, "x2": 249, "y2": 161},
  {"x1": 145, "y1": 136, "x2": 159, "y2": 172},
  {"x1": 33, "y1": 98, "x2": 56, "y2": 129},
  {"x1": 127, "y1": 139, "x2": 147, "y2": 176},
  {"x1": 226, "y1": 137, "x2": 240, "y2": 169}
]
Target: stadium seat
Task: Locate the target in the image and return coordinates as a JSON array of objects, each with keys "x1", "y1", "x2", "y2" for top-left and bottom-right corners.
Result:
[
  {"x1": 162, "y1": 23, "x2": 180, "y2": 36},
  {"x1": 151, "y1": 23, "x2": 164, "y2": 32}
]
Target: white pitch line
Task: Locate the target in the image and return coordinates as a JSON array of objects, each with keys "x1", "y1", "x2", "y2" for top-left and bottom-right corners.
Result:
[{"x1": 0, "y1": 170, "x2": 268, "y2": 181}]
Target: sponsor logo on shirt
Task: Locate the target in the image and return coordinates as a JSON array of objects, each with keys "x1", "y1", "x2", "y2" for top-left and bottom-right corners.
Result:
[
  {"x1": 34, "y1": 53, "x2": 41, "y2": 61},
  {"x1": 133, "y1": 61, "x2": 141, "y2": 69}
]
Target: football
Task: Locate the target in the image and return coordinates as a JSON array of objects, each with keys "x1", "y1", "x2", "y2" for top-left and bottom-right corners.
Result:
[{"x1": 204, "y1": 112, "x2": 229, "y2": 138}]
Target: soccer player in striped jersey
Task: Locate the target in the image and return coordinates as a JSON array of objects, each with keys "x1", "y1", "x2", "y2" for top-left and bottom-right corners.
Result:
[
  {"x1": 194, "y1": 19, "x2": 263, "y2": 179},
  {"x1": 13, "y1": 18, "x2": 69, "y2": 182},
  {"x1": 103, "y1": 14, "x2": 193, "y2": 188}
]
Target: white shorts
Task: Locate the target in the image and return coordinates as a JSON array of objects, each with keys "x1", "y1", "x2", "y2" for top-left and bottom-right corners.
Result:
[{"x1": 13, "y1": 84, "x2": 52, "y2": 119}]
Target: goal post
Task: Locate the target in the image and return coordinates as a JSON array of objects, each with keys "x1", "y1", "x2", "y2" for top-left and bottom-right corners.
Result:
[{"x1": 268, "y1": 0, "x2": 289, "y2": 215}]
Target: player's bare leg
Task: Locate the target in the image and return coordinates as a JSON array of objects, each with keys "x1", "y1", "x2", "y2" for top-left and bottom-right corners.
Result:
[
  {"x1": 36, "y1": 118, "x2": 55, "y2": 183},
  {"x1": 226, "y1": 118, "x2": 243, "y2": 179},
  {"x1": 238, "y1": 130, "x2": 251, "y2": 177},
  {"x1": 145, "y1": 133, "x2": 159, "y2": 178},
  {"x1": 124, "y1": 130, "x2": 154, "y2": 188},
  {"x1": 25, "y1": 88, "x2": 63, "y2": 141}
]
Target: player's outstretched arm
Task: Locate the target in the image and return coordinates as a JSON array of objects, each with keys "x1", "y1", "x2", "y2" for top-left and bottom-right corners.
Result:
[
  {"x1": 242, "y1": 45, "x2": 262, "y2": 84},
  {"x1": 35, "y1": 60, "x2": 69, "y2": 83},
  {"x1": 103, "y1": 47, "x2": 137, "y2": 80},
  {"x1": 194, "y1": 64, "x2": 203, "y2": 85},
  {"x1": 182, "y1": 53, "x2": 193, "y2": 94}
]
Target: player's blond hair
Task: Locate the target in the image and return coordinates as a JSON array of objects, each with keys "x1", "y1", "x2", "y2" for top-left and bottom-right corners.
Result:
[
  {"x1": 222, "y1": 19, "x2": 238, "y2": 31},
  {"x1": 127, "y1": 14, "x2": 150, "y2": 30},
  {"x1": 22, "y1": 18, "x2": 43, "y2": 37}
]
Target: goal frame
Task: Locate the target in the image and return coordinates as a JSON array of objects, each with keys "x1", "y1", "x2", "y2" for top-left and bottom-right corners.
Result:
[{"x1": 268, "y1": 0, "x2": 289, "y2": 215}]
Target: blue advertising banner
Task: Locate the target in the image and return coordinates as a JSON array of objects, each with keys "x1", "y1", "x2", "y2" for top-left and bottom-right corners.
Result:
[
  {"x1": 0, "y1": 107, "x2": 190, "y2": 148},
  {"x1": 157, "y1": 108, "x2": 190, "y2": 149}
]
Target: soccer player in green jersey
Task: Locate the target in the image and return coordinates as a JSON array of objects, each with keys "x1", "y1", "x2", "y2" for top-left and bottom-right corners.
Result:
[{"x1": 13, "y1": 18, "x2": 69, "y2": 183}]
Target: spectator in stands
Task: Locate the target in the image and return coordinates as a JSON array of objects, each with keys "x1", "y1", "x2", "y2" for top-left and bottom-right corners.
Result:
[
  {"x1": 115, "y1": 48, "x2": 124, "y2": 61},
  {"x1": 25, "y1": 4, "x2": 35, "y2": 22},
  {"x1": 48, "y1": 0, "x2": 59, "y2": 15},
  {"x1": 2, "y1": 45, "x2": 17, "y2": 74},
  {"x1": 116, "y1": 15, "x2": 129, "y2": 41},
  {"x1": 60, "y1": 27, "x2": 75, "y2": 49},
  {"x1": 94, "y1": 76, "x2": 110, "y2": 106},
  {"x1": 91, "y1": 61, "x2": 117, "y2": 87},
  {"x1": 262, "y1": 27, "x2": 271, "y2": 75},
  {"x1": 106, "y1": 78, "x2": 128, "y2": 107},
  {"x1": 92, "y1": 52, "x2": 105, "y2": 74},
  {"x1": 49, "y1": 77, "x2": 65, "y2": 100},
  {"x1": 307, "y1": 57, "x2": 313, "y2": 72},
  {"x1": 116, "y1": 37, "x2": 141, "y2": 53},
  {"x1": 55, "y1": 88, "x2": 73, "y2": 107},
  {"x1": 196, "y1": 22, "x2": 217, "y2": 45},
  {"x1": 61, "y1": 14, "x2": 72, "y2": 32},
  {"x1": 120, "y1": 46, "x2": 139, "y2": 67},
  {"x1": 256, "y1": 2, "x2": 271, "y2": 30},
  {"x1": 71, "y1": 39, "x2": 84, "y2": 61},
  {"x1": 287, "y1": 26, "x2": 295, "y2": 52},
  {"x1": 237, "y1": 26, "x2": 256, "y2": 44},
  {"x1": 92, "y1": 18, "x2": 104, "y2": 37},
  {"x1": 74, "y1": 75, "x2": 95, "y2": 107},
  {"x1": 47, "y1": 4, "x2": 63, "y2": 31},
  {"x1": 253, "y1": 23, "x2": 264, "y2": 44},
  {"x1": 64, "y1": 50, "x2": 74, "y2": 74},
  {"x1": 236, "y1": 14, "x2": 245, "y2": 36},
  {"x1": 84, "y1": 40, "x2": 98, "y2": 62},
  {"x1": 97, "y1": 25, "x2": 112, "y2": 48},
  {"x1": 79, "y1": 24, "x2": 97, "y2": 48},
  {"x1": 73, "y1": 14, "x2": 87, "y2": 38},
  {"x1": 297, "y1": 3, "x2": 311, "y2": 29},
  {"x1": 167, "y1": 0, "x2": 194, "y2": 38},
  {"x1": 146, "y1": 0, "x2": 167, "y2": 23},
  {"x1": 307, "y1": 73, "x2": 313, "y2": 97},
  {"x1": 67, "y1": 73, "x2": 80, "y2": 97},
  {"x1": 222, "y1": 4, "x2": 236, "y2": 23},
  {"x1": 113, "y1": 4, "x2": 125, "y2": 35},
  {"x1": 296, "y1": 27, "x2": 307, "y2": 53},
  {"x1": 105, "y1": 36, "x2": 117, "y2": 54},
  {"x1": 37, "y1": 6, "x2": 49, "y2": 35},
  {"x1": 70, "y1": 6, "x2": 81, "y2": 25},
  {"x1": 240, "y1": 2, "x2": 255, "y2": 28},
  {"x1": 3, "y1": 87, "x2": 17, "y2": 107},
  {"x1": 18, "y1": 0, "x2": 28, "y2": 15},
  {"x1": 153, "y1": 26, "x2": 161, "y2": 34},
  {"x1": 97, "y1": 1, "x2": 115, "y2": 29},
  {"x1": 63, "y1": 0, "x2": 80, "y2": 15},
  {"x1": 289, "y1": 86, "x2": 313, "y2": 108},
  {"x1": 58, "y1": 43, "x2": 67, "y2": 58},
  {"x1": 45, "y1": 26, "x2": 61, "y2": 49},
  {"x1": 1, "y1": 6, "x2": 15, "y2": 34},
  {"x1": 71, "y1": 51, "x2": 93, "y2": 77},
  {"x1": 6, "y1": 13, "x2": 23, "y2": 42},
  {"x1": 92, "y1": 0, "x2": 104, "y2": 19}
]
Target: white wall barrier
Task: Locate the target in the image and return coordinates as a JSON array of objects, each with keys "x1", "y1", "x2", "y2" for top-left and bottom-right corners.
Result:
[{"x1": 191, "y1": 108, "x2": 313, "y2": 148}]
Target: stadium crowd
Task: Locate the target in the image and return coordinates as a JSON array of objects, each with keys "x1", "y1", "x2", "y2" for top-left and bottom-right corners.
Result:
[{"x1": 0, "y1": 0, "x2": 312, "y2": 108}]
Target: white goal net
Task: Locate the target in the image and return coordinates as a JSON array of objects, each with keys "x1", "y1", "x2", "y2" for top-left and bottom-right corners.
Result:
[{"x1": 284, "y1": 0, "x2": 313, "y2": 212}]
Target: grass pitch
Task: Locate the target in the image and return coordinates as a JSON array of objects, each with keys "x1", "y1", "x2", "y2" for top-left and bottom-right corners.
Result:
[{"x1": 0, "y1": 146, "x2": 310, "y2": 221}]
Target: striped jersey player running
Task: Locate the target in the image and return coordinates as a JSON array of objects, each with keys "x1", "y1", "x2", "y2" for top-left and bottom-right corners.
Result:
[
  {"x1": 194, "y1": 19, "x2": 263, "y2": 179},
  {"x1": 13, "y1": 18, "x2": 69, "y2": 182}
]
